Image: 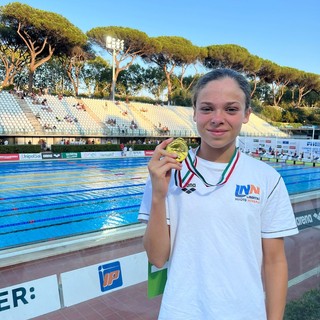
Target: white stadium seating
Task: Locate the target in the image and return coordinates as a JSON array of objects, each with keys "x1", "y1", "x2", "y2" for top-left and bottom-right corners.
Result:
[{"x1": 0, "y1": 91, "x2": 288, "y2": 138}]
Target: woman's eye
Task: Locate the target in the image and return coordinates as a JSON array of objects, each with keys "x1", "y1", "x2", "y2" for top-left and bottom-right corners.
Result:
[{"x1": 200, "y1": 107, "x2": 211, "y2": 112}]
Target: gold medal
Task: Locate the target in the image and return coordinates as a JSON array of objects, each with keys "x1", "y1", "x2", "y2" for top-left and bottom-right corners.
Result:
[{"x1": 166, "y1": 138, "x2": 188, "y2": 162}]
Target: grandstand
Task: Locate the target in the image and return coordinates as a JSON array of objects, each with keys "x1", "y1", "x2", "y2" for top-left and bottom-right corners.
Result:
[
  {"x1": 0, "y1": 91, "x2": 289, "y2": 142},
  {"x1": 0, "y1": 91, "x2": 35, "y2": 134}
]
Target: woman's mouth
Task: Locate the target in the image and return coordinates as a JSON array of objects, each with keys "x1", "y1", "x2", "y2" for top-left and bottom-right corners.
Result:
[{"x1": 208, "y1": 129, "x2": 227, "y2": 136}]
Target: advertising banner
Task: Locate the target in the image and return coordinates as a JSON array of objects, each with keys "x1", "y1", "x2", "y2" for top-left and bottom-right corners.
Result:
[
  {"x1": 41, "y1": 153, "x2": 62, "y2": 160},
  {"x1": 80, "y1": 150, "x2": 146, "y2": 159},
  {"x1": 0, "y1": 154, "x2": 19, "y2": 162},
  {"x1": 61, "y1": 252, "x2": 147, "y2": 307},
  {"x1": 144, "y1": 150, "x2": 154, "y2": 156},
  {"x1": 81, "y1": 151, "x2": 119, "y2": 159},
  {"x1": 61, "y1": 152, "x2": 81, "y2": 159},
  {"x1": 295, "y1": 208, "x2": 320, "y2": 230},
  {"x1": 130, "y1": 151, "x2": 145, "y2": 157},
  {"x1": 19, "y1": 153, "x2": 42, "y2": 161},
  {"x1": 0, "y1": 275, "x2": 60, "y2": 320}
]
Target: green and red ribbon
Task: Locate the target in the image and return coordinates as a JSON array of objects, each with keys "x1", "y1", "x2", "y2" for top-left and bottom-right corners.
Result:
[{"x1": 174, "y1": 147, "x2": 240, "y2": 188}]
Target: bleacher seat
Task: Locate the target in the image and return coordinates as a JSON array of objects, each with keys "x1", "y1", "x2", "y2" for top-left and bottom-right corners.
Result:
[{"x1": 0, "y1": 92, "x2": 289, "y2": 138}]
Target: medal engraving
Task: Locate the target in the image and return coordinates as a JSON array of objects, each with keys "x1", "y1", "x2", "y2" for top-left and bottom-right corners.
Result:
[{"x1": 166, "y1": 138, "x2": 188, "y2": 162}]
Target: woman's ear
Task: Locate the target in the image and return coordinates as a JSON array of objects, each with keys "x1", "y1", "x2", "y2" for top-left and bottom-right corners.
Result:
[{"x1": 243, "y1": 107, "x2": 252, "y2": 124}]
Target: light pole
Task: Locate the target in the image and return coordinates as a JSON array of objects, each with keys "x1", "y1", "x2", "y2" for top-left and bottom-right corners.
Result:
[
  {"x1": 106, "y1": 36, "x2": 124, "y2": 101},
  {"x1": 311, "y1": 125, "x2": 316, "y2": 160}
]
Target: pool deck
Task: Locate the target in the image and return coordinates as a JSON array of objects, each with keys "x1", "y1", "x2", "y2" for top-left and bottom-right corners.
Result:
[
  {"x1": 0, "y1": 224, "x2": 162, "y2": 319},
  {"x1": 33, "y1": 282, "x2": 162, "y2": 320},
  {"x1": 1, "y1": 192, "x2": 319, "y2": 319},
  {"x1": 2, "y1": 228, "x2": 319, "y2": 320}
]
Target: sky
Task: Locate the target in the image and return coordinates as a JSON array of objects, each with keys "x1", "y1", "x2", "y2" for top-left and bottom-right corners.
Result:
[{"x1": 1, "y1": 0, "x2": 320, "y2": 75}]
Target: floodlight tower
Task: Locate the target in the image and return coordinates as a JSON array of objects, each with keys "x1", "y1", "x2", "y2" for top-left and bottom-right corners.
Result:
[{"x1": 106, "y1": 36, "x2": 124, "y2": 101}]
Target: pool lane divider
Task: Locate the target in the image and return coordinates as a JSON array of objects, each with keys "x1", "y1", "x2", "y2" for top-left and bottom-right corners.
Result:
[
  {"x1": 0, "y1": 173, "x2": 148, "y2": 192},
  {"x1": 0, "y1": 204, "x2": 141, "y2": 229},
  {"x1": 0, "y1": 192, "x2": 144, "y2": 214},
  {"x1": 285, "y1": 177, "x2": 320, "y2": 185},
  {"x1": 276, "y1": 166, "x2": 320, "y2": 173},
  {"x1": 0, "y1": 184, "x2": 145, "y2": 201},
  {"x1": 0, "y1": 169, "x2": 99, "y2": 180},
  {"x1": 0, "y1": 207, "x2": 140, "y2": 236},
  {"x1": 0, "y1": 166, "x2": 142, "y2": 179},
  {"x1": 0, "y1": 170, "x2": 124, "y2": 184},
  {"x1": 280, "y1": 171, "x2": 320, "y2": 178}
]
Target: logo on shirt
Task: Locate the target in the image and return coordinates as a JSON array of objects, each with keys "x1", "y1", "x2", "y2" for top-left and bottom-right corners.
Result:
[
  {"x1": 182, "y1": 183, "x2": 196, "y2": 194},
  {"x1": 235, "y1": 184, "x2": 260, "y2": 204}
]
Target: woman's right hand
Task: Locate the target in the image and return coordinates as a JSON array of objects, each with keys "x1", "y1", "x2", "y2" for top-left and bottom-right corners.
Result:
[{"x1": 148, "y1": 138, "x2": 182, "y2": 198}]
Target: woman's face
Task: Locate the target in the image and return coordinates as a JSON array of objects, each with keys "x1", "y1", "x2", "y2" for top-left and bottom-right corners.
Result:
[{"x1": 193, "y1": 77, "x2": 251, "y2": 161}]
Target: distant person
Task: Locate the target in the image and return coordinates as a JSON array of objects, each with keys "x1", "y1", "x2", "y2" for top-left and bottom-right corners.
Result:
[
  {"x1": 139, "y1": 68, "x2": 298, "y2": 319},
  {"x1": 121, "y1": 145, "x2": 127, "y2": 156}
]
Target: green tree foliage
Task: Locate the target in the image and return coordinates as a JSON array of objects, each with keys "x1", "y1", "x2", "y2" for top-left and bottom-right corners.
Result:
[
  {"x1": 303, "y1": 91, "x2": 320, "y2": 108},
  {"x1": 87, "y1": 26, "x2": 155, "y2": 96},
  {"x1": 142, "y1": 36, "x2": 200, "y2": 103},
  {"x1": 172, "y1": 73, "x2": 201, "y2": 105},
  {"x1": 174, "y1": 46, "x2": 203, "y2": 92},
  {"x1": 260, "y1": 105, "x2": 283, "y2": 122},
  {"x1": 272, "y1": 66, "x2": 298, "y2": 106},
  {"x1": 257, "y1": 60, "x2": 281, "y2": 106},
  {"x1": 82, "y1": 56, "x2": 111, "y2": 97},
  {"x1": 252, "y1": 81, "x2": 273, "y2": 105},
  {"x1": 242, "y1": 55, "x2": 263, "y2": 97},
  {"x1": 0, "y1": 21, "x2": 29, "y2": 87},
  {"x1": 63, "y1": 45, "x2": 94, "y2": 96},
  {"x1": 143, "y1": 66, "x2": 166, "y2": 100},
  {"x1": 294, "y1": 71, "x2": 320, "y2": 107},
  {"x1": 1, "y1": 2, "x2": 87, "y2": 91},
  {"x1": 204, "y1": 44, "x2": 252, "y2": 71},
  {"x1": 0, "y1": 2, "x2": 319, "y2": 121},
  {"x1": 117, "y1": 64, "x2": 145, "y2": 96},
  {"x1": 33, "y1": 57, "x2": 70, "y2": 94}
]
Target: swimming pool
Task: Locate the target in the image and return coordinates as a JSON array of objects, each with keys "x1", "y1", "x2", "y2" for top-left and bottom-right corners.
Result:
[
  {"x1": 0, "y1": 157, "x2": 150, "y2": 250},
  {"x1": 269, "y1": 162, "x2": 320, "y2": 194},
  {"x1": 0, "y1": 157, "x2": 319, "y2": 250}
]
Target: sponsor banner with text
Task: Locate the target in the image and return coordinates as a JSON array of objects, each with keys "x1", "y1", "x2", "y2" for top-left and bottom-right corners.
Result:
[
  {"x1": 19, "y1": 153, "x2": 42, "y2": 161},
  {"x1": 81, "y1": 151, "x2": 119, "y2": 159},
  {"x1": 144, "y1": 150, "x2": 154, "y2": 156},
  {"x1": 81, "y1": 151, "x2": 146, "y2": 159},
  {"x1": 0, "y1": 154, "x2": 19, "y2": 162},
  {"x1": 295, "y1": 208, "x2": 320, "y2": 230},
  {"x1": 42, "y1": 153, "x2": 62, "y2": 160},
  {"x1": 61, "y1": 152, "x2": 81, "y2": 159},
  {"x1": 0, "y1": 275, "x2": 60, "y2": 320},
  {"x1": 131, "y1": 151, "x2": 145, "y2": 157}
]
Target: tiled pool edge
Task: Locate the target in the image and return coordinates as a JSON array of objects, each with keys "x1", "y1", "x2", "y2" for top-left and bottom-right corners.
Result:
[{"x1": 0, "y1": 223, "x2": 146, "y2": 268}]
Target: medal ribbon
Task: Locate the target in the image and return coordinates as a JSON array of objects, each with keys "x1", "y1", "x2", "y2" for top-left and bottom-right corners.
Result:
[{"x1": 174, "y1": 148, "x2": 240, "y2": 188}]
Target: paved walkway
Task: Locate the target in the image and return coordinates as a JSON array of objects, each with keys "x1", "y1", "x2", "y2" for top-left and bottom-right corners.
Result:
[
  {"x1": 33, "y1": 282, "x2": 162, "y2": 320},
  {"x1": 0, "y1": 232, "x2": 162, "y2": 320}
]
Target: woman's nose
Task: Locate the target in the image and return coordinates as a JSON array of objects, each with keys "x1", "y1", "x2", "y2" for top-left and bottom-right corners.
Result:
[{"x1": 210, "y1": 111, "x2": 224, "y2": 124}]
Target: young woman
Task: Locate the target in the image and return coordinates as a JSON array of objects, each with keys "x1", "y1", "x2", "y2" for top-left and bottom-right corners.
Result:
[{"x1": 139, "y1": 68, "x2": 298, "y2": 320}]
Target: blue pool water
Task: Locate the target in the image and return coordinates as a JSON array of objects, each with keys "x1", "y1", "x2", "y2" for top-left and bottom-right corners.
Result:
[
  {"x1": 269, "y1": 163, "x2": 320, "y2": 194},
  {"x1": 0, "y1": 157, "x2": 319, "y2": 250},
  {"x1": 0, "y1": 157, "x2": 150, "y2": 249}
]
